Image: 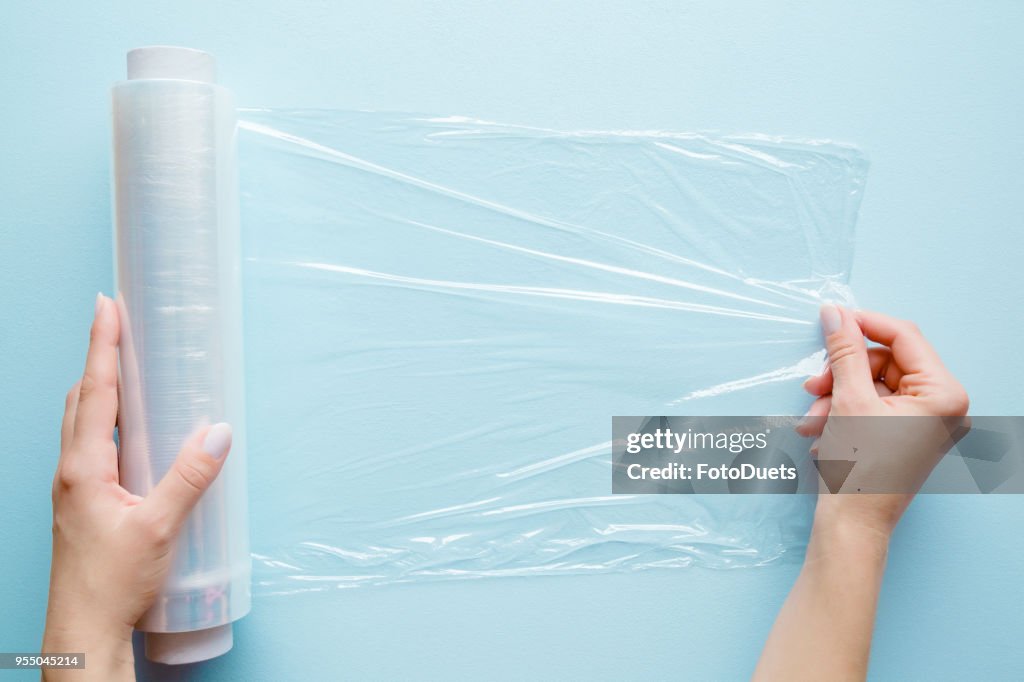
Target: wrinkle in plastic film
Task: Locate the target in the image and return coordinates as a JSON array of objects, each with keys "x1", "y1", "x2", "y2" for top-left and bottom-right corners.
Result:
[{"x1": 237, "y1": 111, "x2": 867, "y2": 592}]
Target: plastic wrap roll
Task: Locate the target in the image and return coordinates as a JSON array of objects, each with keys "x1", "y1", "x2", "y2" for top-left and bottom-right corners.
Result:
[{"x1": 112, "y1": 46, "x2": 250, "y2": 664}]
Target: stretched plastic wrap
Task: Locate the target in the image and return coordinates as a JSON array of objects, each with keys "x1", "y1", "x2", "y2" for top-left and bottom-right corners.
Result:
[
  {"x1": 113, "y1": 47, "x2": 250, "y2": 663},
  {"x1": 237, "y1": 110, "x2": 867, "y2": 592}
]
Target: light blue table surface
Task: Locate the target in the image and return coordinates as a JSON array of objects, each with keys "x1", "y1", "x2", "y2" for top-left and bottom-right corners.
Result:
[{"x1": 2, "y1": 2, "x2": 1022, "y2": 680}]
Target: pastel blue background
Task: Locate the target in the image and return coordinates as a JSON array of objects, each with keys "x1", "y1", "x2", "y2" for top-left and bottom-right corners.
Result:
[{"x1": 1, "y1": 2, "x2": 1021, "y2": 680}]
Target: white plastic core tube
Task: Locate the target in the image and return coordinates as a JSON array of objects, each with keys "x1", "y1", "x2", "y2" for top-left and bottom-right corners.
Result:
[{"x1": 112, "y1": 46, "x2": 250, "y2": 665}]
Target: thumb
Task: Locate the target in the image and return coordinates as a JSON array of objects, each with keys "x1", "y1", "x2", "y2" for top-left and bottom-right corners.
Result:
[
  {"x1": 820, "y1": 305, "x2": 877, "y2": 411},
  {"x1": 141, "y1": 422, "x2": 232, "y2": 533}
]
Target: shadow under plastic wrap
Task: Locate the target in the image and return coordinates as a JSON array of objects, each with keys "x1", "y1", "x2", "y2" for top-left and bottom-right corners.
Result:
[{"x1": 235, "y1": 110, "x2": 867, "y2": 593}]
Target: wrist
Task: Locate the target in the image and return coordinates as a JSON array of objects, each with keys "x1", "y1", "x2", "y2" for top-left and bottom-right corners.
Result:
[
  {"x1": 808, "y1": 507, "x2": 892, "y2": 568},
  {"x1": 812, "y1": 494, "x2": 904, "y2": 542},
  {"x1": 43, "y1": 608, "x2": 134, "y2": 682}
]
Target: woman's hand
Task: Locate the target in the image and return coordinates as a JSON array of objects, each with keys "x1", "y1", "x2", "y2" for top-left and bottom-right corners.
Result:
[
  {"x1": 755, "y1": 305, "x2": 969, "y2": 681},
  {"x1": 798, "y1": 305, "x2": 969, "y2": 538},
  {"x1": 42, "y1": 294, "x2": 232, "y2": 681}
]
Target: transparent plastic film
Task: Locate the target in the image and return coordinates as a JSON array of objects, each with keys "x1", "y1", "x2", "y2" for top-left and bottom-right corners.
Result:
[
  {"x1": 237, "y1": 110, "x2": 867, "y2": 592},
  {"x1": 113, "y1": 48, "x2": 250, "y2": 663}
]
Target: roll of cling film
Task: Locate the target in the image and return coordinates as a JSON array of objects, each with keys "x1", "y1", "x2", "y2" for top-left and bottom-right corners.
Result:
[{"x1": 112, "y1": 47, "x2": 250, "y2": 664}]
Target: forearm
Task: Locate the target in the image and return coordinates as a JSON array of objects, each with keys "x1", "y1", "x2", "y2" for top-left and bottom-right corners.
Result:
[{"x1": 753, "y1": 516, "x2": 890, "y2": 681}]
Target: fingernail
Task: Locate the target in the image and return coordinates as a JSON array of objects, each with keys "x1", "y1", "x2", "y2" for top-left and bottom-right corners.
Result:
[
  {"x1": 95, "y1": 292, "x2": 105, "y2": 317},
  {"x1": 202, "y1": 422, "x2": 232, "y2": 459},
  {"x1": 820, "y1": 304, "x2": 842, "y2": 336}
]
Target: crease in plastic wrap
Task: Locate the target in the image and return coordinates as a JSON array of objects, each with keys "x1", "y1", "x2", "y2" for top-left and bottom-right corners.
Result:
[{"x1": 237, "y1": 110, "x2": 867, "y2": 592}]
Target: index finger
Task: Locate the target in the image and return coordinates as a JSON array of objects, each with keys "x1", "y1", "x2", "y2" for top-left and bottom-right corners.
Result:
[
  {"x1": 854, "y1": 309, "x2": 943, "y2": 375},
  {"x1": 73, "y1": 293, "x2": 121, "y2": 444}
]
